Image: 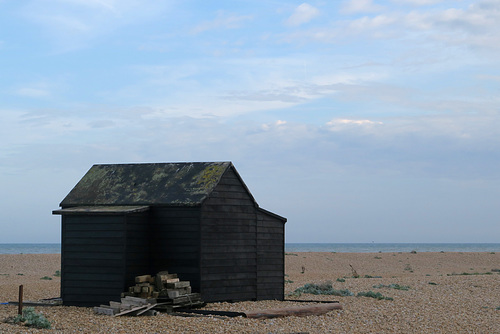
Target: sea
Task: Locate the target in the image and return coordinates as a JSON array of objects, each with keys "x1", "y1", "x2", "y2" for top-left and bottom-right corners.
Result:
[{"x1": 0, "y1": 243, "x2": 499, "y2": 254}]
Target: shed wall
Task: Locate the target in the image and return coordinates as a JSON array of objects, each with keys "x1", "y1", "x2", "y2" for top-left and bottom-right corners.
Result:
[
  {"x1": 256, "y1": 211, "x2": 285, "y2": 300},
  {"x1": 124, "y1": 212, "x2": 151, "y2": 288},
  {"x1": 149, "y1": 207, "x2": 201, "y2": 291},
  {"x1": 61, "y1": 215, "x2": 127, "y2": 306},
  {"x1": 200, "y1": 167, "x2": 258, "y2": 302}
]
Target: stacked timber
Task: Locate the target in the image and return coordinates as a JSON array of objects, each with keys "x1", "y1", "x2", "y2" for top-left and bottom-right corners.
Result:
[
  {"x1": 154, "y1": 271, "x2": 203, "y2": 312},
  {"x1": 155, "y1": 271, "x2": 192, "y2": 299},
  {"x1": 125, "y1": 275, "x2": 159, "y2": 299},
  {"x1": 94, "y1": 271, "x2": 203, "y2": 316}
]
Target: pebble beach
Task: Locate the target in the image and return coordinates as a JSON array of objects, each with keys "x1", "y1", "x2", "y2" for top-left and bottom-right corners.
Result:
[{"x1": 1, "y1": 252, "x2": 499, "y2": 333}]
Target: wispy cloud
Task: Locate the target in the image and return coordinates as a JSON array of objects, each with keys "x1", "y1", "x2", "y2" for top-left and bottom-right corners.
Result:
[
  {"x1": 19, "y1": 0, "x2": 171, "y2": 51},
  {"x1": 192, "y1": 11, "x2": 253, "y2": 34},
  {"x1": 391, "y1": 0, "x2": 445, "y2": 5},
  {"x1": 341, "y1": 0, "x2": 385, "y2": 14},
  {"x1": 279, "y1": 0, "x2": 500, "y2": 53},
  {"x1": 327, "y1": 118, "x2": 383, "y2": 128},
  {"x1": 285, "y1": 3, "x2": 320, "y2": 27}
]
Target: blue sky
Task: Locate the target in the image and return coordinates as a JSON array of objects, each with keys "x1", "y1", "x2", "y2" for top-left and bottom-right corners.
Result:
[{"x1": 1, "y1": 0, "x2": 499, "y2": 243}]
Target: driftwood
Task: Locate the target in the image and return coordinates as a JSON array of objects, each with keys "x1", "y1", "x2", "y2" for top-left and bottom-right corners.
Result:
[{"x1": 244, "y1": 303, "x2": 343, "y2": 319}]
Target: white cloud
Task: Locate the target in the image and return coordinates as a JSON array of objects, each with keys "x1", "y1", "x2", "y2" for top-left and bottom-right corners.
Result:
[
  {"x1": 341, "y1": 0, "x2": 384, "y2": 14},
  {"x1": 326, "y1": 118, "x2": 383, "y2": 132},
  {"x1": 285, "y1": 3, "x2": 320, "y2": 27},
  {"x1": 391, "y1": 0, "x2": 445, "y2": 5},
  {"x1": 61, "y1": 0, "x2": 118, "y2": 13},
  {"x1": 192, "y1": 11, "x2": 253, "y2": 34},
  {"x1": 401, "y1": 1, "x2": 500, "y2": 50},
  {"x1": 14, "y1": 88, "x2": 50, "y2": 98},
  {"x1": 20, "y1": 0, "x2": 172, "y2": 51},
  {"x1": 278, "y1": 0, "x2": 500, "y2": 54},
  {"x1": 261, "y1": 120, "x2": 287, "y2": 131},
  {"x1": 348, "y1": 14, "x2": 397, "y2": 31}
]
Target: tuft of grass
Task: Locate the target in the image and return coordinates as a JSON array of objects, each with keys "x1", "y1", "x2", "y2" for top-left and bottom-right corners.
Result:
[
  {"x1": 40, "y1": 276, "x2": 52, "y2": 280},
  {"x1": 285, "y1": 253, "x2": 298, "y2": 256},
  {"x1": 373, "y1": 283, "x2": 410, "y2": 291},
  {"x1": 54, "y1": 270, "x2": 61, "y2": 277},
  {"x1": 292, "y1": 281, "x2": 354, "y2": 297},
  {"x1": 428, "y1": 282, "x2": 438, "y2": 285},
  {"x1": 357, "y1": 291, "x2": 393, "y2": 300},
  {"x1": 13, "y1": 307, "x2": 51, "y2": 329},
  {"x1": 410, "y1": 250, "x2": 417, "y2": 254},
  {"x1": 336, "y1": 278, "x2": 346, "y2": 283},
  {"x1": 404, "y1": 264, "x2": 413, "y2": 272},
  {"x1": 285, "y1": 279, "x2": 294, "y2": 284},
  {"x1": 496, "y1": 306, "x2": 500, "y2": 310},
  {"x1": 374, "y1": 256, "x2": 382, "y2": 259},
  {"x1": 491, "y1": 269, "x2": 500, "y2": 273},
  {"x1": 364, "y1": 275, "x2": 382, "y2": 278}
]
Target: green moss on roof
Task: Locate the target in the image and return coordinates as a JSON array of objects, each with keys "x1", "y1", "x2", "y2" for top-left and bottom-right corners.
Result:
[{"x1": 60, "y1": 162, "x2": 232, "y2": 207}]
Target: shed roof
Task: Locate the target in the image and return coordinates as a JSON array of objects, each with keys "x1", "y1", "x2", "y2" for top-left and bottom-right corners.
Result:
[
  {"x1": 60, "y1": 162, "x2": 235, "y2": 207},
  {"x1": 53, "y1": 206, "x2": 150, "y2": 215}
]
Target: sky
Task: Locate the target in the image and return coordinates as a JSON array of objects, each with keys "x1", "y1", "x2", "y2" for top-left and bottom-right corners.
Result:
[{"x1": 1, "y1": 0, "x2": 499, "y2": 243}]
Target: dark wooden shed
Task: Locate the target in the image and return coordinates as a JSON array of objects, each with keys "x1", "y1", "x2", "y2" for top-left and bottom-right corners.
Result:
[{"x1": 53, "y1": 162, "x2": 286, "y2": 306}]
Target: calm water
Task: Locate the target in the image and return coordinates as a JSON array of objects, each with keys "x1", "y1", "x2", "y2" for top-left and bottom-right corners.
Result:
[
  {"x1": 285, "y1": 243, "x2": 500, "y2": 253},
  {"x1": 0, "y1": 243, "x2": 61, "y2": 254},
  {"x1": 0, "y1": 243, "x2": 499, "y2": 254}
]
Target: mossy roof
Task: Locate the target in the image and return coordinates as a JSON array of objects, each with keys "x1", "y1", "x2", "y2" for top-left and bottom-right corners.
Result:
[{"x1": 60, "y1": 162, "x2": 234, "y2": 207}]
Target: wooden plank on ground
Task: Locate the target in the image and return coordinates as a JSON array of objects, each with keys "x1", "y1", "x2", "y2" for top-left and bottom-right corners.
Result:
[
  {"x1": 113, "y1": 305, "x2": 149, "y2": 317},
  {"x1": 244, "y1": 303, "x2": 343, "y2": 319},
  {"x1": 94, "y1": 307, "x2": 116, "y2": 316},
  {"x1": 136, "y1": 303, "x2": 158, "y2": 316}
]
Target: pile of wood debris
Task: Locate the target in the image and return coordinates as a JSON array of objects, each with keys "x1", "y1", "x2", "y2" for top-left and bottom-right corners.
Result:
[{"x1": 94, "y1": 271, "x2": 203, "y2": 316}]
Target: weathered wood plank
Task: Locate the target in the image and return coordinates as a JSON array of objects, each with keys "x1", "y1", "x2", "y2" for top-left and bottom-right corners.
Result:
[
  {"x1": 202, "y1": 205, "x2": 255, "y2": 214},
  {"x1": 63, "y1": 251, "x2": 124, "y2": 260},
  {"x1": 64, "y1": 230, "x2": 126, "y2": 238},
  {"x1": 201, "y1": 232, "x2": 257, "y2": 240},
  {"x1": 63, "y1": 237, "x2": 124, "y2": 246},
  {"x1": 202, "y1": 272, "x2": 256, "y2": 281},
  {"x1": 201, "y1": 212, "x2": 256, "y2": 220},
  {"x1": 245, "y1": 303, "x2": 343, "y2": 319},
  {"x1": 94, "y1": 307, "x2": 116, "y2": 315},
  {"x1": 200, "y1": 224, "x2": 256, "y2": 233},
  {"x1": 202, "y1": 258, "x2": 257, "y2": 267},
  {"x1": 202, "y1": 291, "x2": 256, "y2": 302},
  {"x1": 203, "y1": 197, "x2": 255, "y2": 206},
  {"x1": 201, "y1": 253, "x2": 256, "y2": 262},
  {"x1": 200, "y1": 245, "x2": 256, "y2": 253},
  {"x1": 201, "y1": 278, "x2": 256, "y2": 288}
]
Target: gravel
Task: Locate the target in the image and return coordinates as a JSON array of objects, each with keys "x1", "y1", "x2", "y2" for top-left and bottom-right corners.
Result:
[{"x1": 1, "y1": 252, "x2": 499, "y2": 333}]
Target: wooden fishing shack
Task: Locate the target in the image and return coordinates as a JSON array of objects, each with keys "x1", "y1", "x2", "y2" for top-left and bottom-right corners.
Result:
[{"x1": 53, "y1": 162, "x2": 286, "y2": 306}]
